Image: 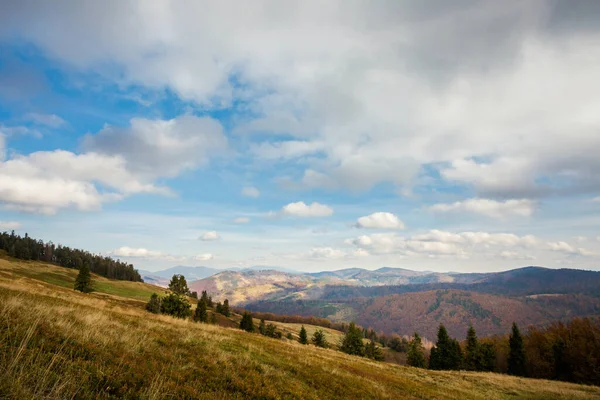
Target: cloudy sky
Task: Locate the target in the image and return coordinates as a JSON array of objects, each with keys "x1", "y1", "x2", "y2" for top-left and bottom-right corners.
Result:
[{"x1": 1, "y1": 1, "x2": 599, "y2": 273}]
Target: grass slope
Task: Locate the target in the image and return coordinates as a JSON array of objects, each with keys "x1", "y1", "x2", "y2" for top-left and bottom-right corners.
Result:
[{"x1": 1, "y1": 260, "x2": 600, "y2": 399}]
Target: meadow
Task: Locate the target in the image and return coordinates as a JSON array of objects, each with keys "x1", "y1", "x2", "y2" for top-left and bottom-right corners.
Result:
[{"x1": 1, "y1": 258, "x2": 600, "y2": 399}]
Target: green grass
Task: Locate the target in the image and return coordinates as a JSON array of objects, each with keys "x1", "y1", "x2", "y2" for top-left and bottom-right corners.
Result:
[{"x1": 1, "y1": 259, "x2": 600, "y2": 399}]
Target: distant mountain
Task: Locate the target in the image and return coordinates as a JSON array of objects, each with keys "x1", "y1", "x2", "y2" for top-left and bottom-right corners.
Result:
[
  {"x1": 144, "y1": 266, "x2": 221, "y2": 282},
  {"x1": 138, "y1": 270, "x2": 170, "y2": 287},
  {"x1": 234, "y1": 265, "x2": 302, "y2": 274}
]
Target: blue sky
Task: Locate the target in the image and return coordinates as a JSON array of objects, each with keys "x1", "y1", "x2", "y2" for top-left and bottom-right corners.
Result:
[{"x1": 1, "y1": 1, "x2": 599, "y2": 272}]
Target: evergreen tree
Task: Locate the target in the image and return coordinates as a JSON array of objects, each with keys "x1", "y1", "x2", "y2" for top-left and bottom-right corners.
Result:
[
  {"x1": 312, "y1": 329, "x2": 328, "y2": 348},
  {"x1": 200, "y1": 290, "x2": 209, "y2": 304},
  {"x1": 478, "y1": 342, "x2": 497, "y2": 372},
  {"x1": 210, "y1": 313, "x2": 217, "y2": 324},
  {"x1": 222, "y1": 299, "x2": 230, "y2": 317},
  {"x1": 429, "y1": 324, "x2": 462, "y2": 370},
  {"x1": 265, "y1": 323, "x2": 277, "y2": 338},
  {"x1": 299, "y1": 325, "x2": 309, "y2": 344},
  {"x1": 74, "y1": 264, "x2": 92, "y2": 293},
  {"x1": 239, "y1": 312, "x2": 254, "y2": 332},
  {"x1": 207, "y1": 296, "x2": 214, "y2": 308},
  {"x1": 407, "y1": 333, "x2": 427, "y2": 368},
  {"x1": 465, "y1": 325, "x2": 479, "y2": 371},
  {"x1": 340, "y1": 322, "x2": 364, "y2": 356},
  {"x1": 194, "y1": 299, "x2": 208, "y2": 323},
  {"x1": 168, "y1": 274, "x2": 189, "y2": 295},
  {"x1": 508, "y1": 322, "x2": 527, "y2": 376},
  {"x1": 365, "y1": 339, "x2": 385, "y2": 361},
  {"x1": 161, "y1": 293, "x2": 192, "y2": 318},
  {"x1": 146, "y1": 293, "x2": 162, "y2": 313},
  {"x1": 259, "y1": 319, "x2": 266, "y2": 335},
  {"x1": 216, "y1": 302, "x2": 223, "y2": 313}
]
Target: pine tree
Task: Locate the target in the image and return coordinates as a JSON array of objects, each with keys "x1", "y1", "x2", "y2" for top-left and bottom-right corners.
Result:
[
  {"x1": 201, "y1": 290, "x2": 209, "y2": 304},
  {"x1": 146, "y1": 293, "x2": 162, "y2": 313},
  {"x1": 478, "y1": 342, "x2": 497, "y2": 372},
  {"x1": 312, "y1": 329, "x2": 327, "y2": 348},
  {"x1": 210, "y1": 313, "x2": 217, "y2": 324},
  {"x1": 239, "y1": 312, "x2": 254, "y2": 332},
  {"x1": 465, "y1": 325, "x2": 479, "y2": 371},
  {"x1": 407, "y1": 332, "x2": 427, "y2": 368},
  {"x1": 299, "y1": 325, "x2": 308, "y2": 344},
  {"x1": 161, "y1": 293, "x2": 192, "y2": 318},
  {"x1": 365, "y1": 339, "x2": 385, "y2": 361},
  {"x1": 340, "y1": 322, "x2": 364, "y2": 356},
  {"x1": 207, "y1": 296, "x2": 214, "y2": 308},
  {"x1": 194, "y1": 299, "x2": 208, "y2": 322},
  {"x1": 222, "y1": 299, "x2": 230, "y2": 317},
  {"x1": 429, "y1": 324, "x2": 462, "y2": 370},
  {"x1": 259, "y1": 319, "x2": 266, "y2": 335},
  {"x1": 216, "y1": 302, "x2": 223, "y2": 313},
  {"x1": 74, "y1": 264, "x2": 92, "y2": 293},
  {"x1": 168, "y1": 274, "x2": 189, "y2": 295},
  {"x1": 508, "y1": 322, "x2": 527, "y2": 376}
]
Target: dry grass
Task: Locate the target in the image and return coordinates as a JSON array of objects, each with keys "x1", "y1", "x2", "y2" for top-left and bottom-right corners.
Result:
[{"x1": 1, "y1": 261, "x2": 600, "y2": 399}]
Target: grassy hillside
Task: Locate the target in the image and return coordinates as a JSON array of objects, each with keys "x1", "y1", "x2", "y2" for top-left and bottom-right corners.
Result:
[{"x1": 2, "y1": 259, "x2": 600, "y2": 399}]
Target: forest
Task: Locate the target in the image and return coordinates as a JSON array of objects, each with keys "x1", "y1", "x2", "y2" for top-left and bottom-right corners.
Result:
[{"x1": 0, "y1": 231, "x2": 142, "y2": 282}]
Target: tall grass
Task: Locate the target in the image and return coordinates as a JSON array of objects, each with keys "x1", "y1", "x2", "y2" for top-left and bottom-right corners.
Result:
[{"x1": 1, "y1": 269, "x2": 600, "y2": 399}]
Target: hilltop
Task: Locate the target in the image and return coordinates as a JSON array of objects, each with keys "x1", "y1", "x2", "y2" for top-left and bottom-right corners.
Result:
[{"x1": 2, "y1": 257, "x2": 599, "y2": 399}]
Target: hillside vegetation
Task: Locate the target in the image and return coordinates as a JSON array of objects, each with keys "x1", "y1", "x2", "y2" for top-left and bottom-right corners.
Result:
[{"x1": 2, "y1": 258, "x2": 600, "y2": 399}]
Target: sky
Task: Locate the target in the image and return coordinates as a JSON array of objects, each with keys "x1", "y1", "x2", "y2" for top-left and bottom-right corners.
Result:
[{"x1": 0, "y1": 1, "x2": 599, "y2": 273}]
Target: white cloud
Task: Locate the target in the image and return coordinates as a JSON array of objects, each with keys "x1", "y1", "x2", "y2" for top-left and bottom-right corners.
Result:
[
  {"x1": 110, "y1": 246, "x2": 164, "y2": 259},
  {"x1": 355, "y1": 212, "x2": 405, "y2": 229},
  {"x1": 429, "y1": 198, "x2": 536, "y2": 218},
  {"x1": 233, "y1": 217, "x2": 250, "y2": 223},
  {"x1": 241, "y1": 186, "x2": 260, "y2": 198},
  {"x1": 593, "y1": 197, "x2": 600, "y2": 202},
  {"x1": 0, "y1": 125, "x2": 42, "y2": 139},
  {"x1": 193, "y1": 253, "x2": 214, "y2": 261},
  {"x1": 498, "y1": 251, "x2": 535, "y2": 261},
  {"x1": 200, "y1": 231, "x2": 220, "y2": 241},
  {"x1": 307, "y1": 247, "x2": 346, "y2": 259},
  {"x1": 0, "y1": 221, "x2": 20, "y2": 230},
  {"x1": 25, "y1": 113, "x2": 67, "y2": 128},
  {"x1": 353, "y1": 248, "x2": 370, "y2": 257},
  {"x1": 280, "y1": 201, "x2": 333, "y2": 217},
  {"x1": 546, "y1": 241, "x2": 594, "y2": 257}
]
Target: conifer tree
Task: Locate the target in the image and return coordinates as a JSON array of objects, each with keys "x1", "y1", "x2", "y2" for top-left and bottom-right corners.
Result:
[
  {"x1": 312, "y1": 329, "x2": 328, "y2": 348},
  {"x1": 201, "y1": 290, "x2": 209, "y2": 304},
  {"x1": 207, "y1": 296, "x2": 214, "y2": 308},
  {"x1": 258, "y1": 319, "x2": 266, "y2": 335},
  {"x1": 365, "y1": 339, "x2": 385, "y2": 361},
  {"x1": 407, "y1": 333, "x2": 427, "y2": 368},
  {"x1": 168, "y1": 274, "x2": 189, "y2": 295},
  {"x1": 146, "y1": 293, "x2": 162, "y2": 313},
  {"x1": 210, "y1": 313, "x2": 217, "y2": 324},
  {"x1": 194, "y1": 299, "x2": 208, "y2": 322},
  {"x1": 508, "y1": 322, "x2": 527, "y2": 376},
  {"x1": 465, "y1": 325, "x2": 479, "y2": 371},
  {"x1": 239, "y1": 312, "x2": 254, "y2": 332},
  {"x1": 161, "y1": 293, "x2": 192, "y2": 318},
  {"x1": 216, "y1": 302, "x2": 223, "y2": 313},
  {"x1": 222, "y1": 299, "x2": 230, "y2": 317},
  {"x1": 478, "y1": 342, "x2": 497, "y2": 372},
  {"x1": 340, "y1": 322, "x2": 364, "y2": 356},
  {"x1": 299, "y1": 325, "x2": 308, "y2": 344},
  {"x1": 429, "y1": 324, "x2": 462, "y2": 370},
  {"x1": 74, "y1": 264, "x2": 92, "y2": 293}
]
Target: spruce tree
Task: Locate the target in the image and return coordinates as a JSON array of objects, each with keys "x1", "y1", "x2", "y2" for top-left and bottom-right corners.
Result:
[
  {"x1": 407, "y1": 333, "x2": 427, "y2": 368},
  {"x1": 216, "y1": 302, "x2": 223, "y2": 313},
  {"x1": 168, "y1": 274, "x2": 189, "y2": 295},
  {"x1": 465, "y1": 325, "x2": 479, "y2": 371},
  {"x1": 239, "y1": 312, "x2": 254, "y2": 332},
  {"x1": 194, "y1": 299, "x2": 208, "y2": 322},
  {"x1": 222, "y1": 299, "x2": 230, "y2": 317},
  {"x1": 74, "y1": 264, "x2": 92, "y2": 293},
  {"x1": 340, "y1": 322, "x2": 364, "y2": 356},
  {"x1": 161, "y1": 293, "x2": 192, "y2": 318},
  {"x1": 210, "y1": 313, "x2": 217, "y2": 324},
  {"x1": 299, "y1": 325, "x2": 309, "y2": 344},
  {"x1": 478, "y1": 342, "x2": 497, "y2": 372},
  {"x1": 200, "y1": 290, "x2": 209, "y2": 304},
  {"x1": 259, "y1": 319, "x2": 266, "y2": 335},
  {"x1": 146, "y1": 293, "x2": 162, "y2": 313},
  {"x1": 429, "y1": 324, "x2": 462, "y2": 370},
  {"x1": 508, "y1": 322, "x2": 527, "y2": 376},
  {"x1": 312, "y1": 329, "x2": 328, "y2": 348},
  {"x1": 365, "y1": 339, "x2": 385, "y2": 361}
]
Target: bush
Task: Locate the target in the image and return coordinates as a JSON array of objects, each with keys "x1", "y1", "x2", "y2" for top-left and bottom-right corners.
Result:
[
  {"x1": 146, "y1": 293, "x2": 162, "y2": 314},
  {"x1": 161, "y1": 293, "x2": 192, "y2": 319}
]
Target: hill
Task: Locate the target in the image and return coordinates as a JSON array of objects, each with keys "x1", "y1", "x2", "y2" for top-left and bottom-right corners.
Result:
[{"x1": 2, "y1": 258, "x2": 599, "y2": 399}]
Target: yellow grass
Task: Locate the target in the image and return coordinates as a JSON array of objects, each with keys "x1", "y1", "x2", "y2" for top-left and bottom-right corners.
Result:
[{"x1": 1, "y1": 260, "x2": 600, "y2": 399}]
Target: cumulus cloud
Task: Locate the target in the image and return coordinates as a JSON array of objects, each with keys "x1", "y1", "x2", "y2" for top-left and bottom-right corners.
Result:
[
  {"x1": 193, "y1": 253, "x2": 214, "y2": 261},
  {"x1": 200, "y1": 231, "x2": 220, "y2": 241},
  {"x1": 546, "y1": 241, "x2": 594, "y2": 257},
  {"x1": 429, "y1": 198, "x2": 536, "y2": 218},
  {"x1": 233, "y1": 217, "x2": 250, "y2": 223},
  {"x1": 355, "y1": 212, "x2": 405, "y2": 229},
  {"x1": 307, "y1": 247, "x2": 346, "y2": 259},
  {"x1": 110, "y1": 246, "x2": 164, "y2": 259},
  {"x1": 280, "y1": 201, "x2": 333, "y2": 217},
  {"x1": 0, "y1": 221, "x2": 20, "y2": 230},
  {"x1": 498, "y1": 251, "x2": 535, "y2": 261},
  {"x1": 241, "y1": 186, "x2": 260, "y2": 198},
  {"x1": 5, "y1": 2, "x2": 600, "y2": 198}
]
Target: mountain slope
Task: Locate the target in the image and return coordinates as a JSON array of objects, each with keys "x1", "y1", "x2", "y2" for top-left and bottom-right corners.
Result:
[{"x1": 2, "y1": 261, "x2": 599, "y2": 399}]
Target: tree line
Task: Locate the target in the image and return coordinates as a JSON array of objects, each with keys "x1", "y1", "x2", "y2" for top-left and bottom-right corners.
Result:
[{"x1": 0, "y1": 231, "x2": 142, "y2": 282}]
